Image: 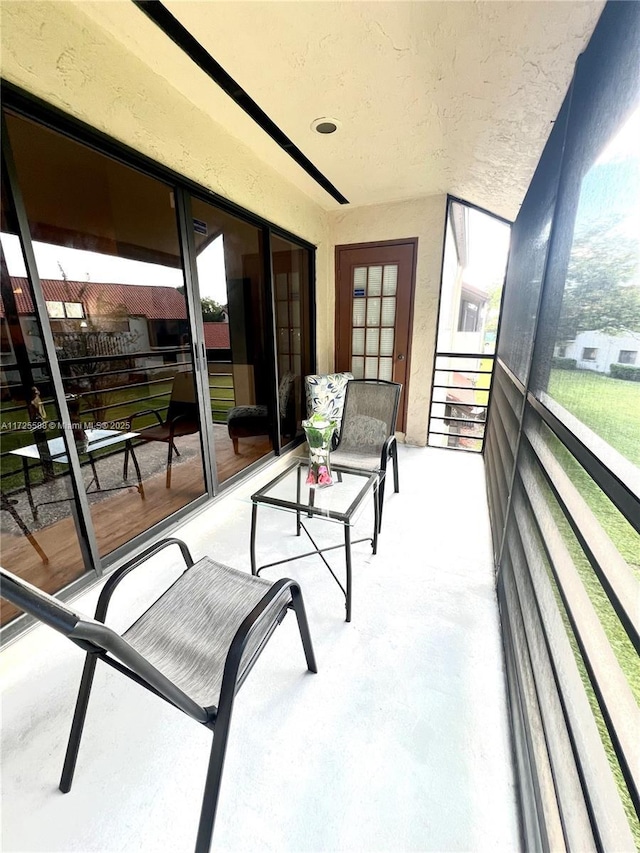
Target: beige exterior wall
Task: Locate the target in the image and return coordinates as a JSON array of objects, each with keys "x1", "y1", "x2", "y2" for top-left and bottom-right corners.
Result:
[
  {"x1": 1, "y1": 1, "x2": 446, "y2": 445},
  {"x1": 329, "y1": 197, "x2": 447, "y2": 445},
  {"x1": 0, "y1": 2, "x2": 331, "y2": 280}
]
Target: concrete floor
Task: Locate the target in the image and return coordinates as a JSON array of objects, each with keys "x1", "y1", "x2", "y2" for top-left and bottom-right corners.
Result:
[{"x1": 1, "y1": 444, "x2": 521, "y2": 852}]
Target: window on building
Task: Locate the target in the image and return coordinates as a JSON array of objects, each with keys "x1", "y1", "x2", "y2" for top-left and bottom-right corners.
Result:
[
  {"x1": 64, "y1": 302, "x2": 84, "y2": 318},
  {"x1": 45, "y1": 301, "x2": 84, "y2": 319},
  {"x1": 618, "y1": 349, "x2": 637, "y2": 364},
  {"x1": 581, "y1": 347, "x2": 598, "y2": 361},
  {"x1": 458, "y1": 298, "x2": 480, "y2": 332}
]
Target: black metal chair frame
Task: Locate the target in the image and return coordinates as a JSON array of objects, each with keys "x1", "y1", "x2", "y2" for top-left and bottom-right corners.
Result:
[
  {"x1": 1, "y1": 491, "x2": 48, "y2": 563},
  {"x1": 0, "y1": 539, "x2": 317, "y2": 852},
  {"x1": 334, "y1": 379, "x2": 401, "y2": 532},
  {"x1": 123, "y1": 371, "x2": 200, "y2": 488}
]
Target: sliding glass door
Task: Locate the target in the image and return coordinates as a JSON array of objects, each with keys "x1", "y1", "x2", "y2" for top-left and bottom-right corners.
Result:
[
  {"x1": 3, "y1": 112, "x2": 207, "y2": 566},
  {"x1": 0, "y1": 98, "x2": 315, "y2": 631},
  {"x1": 190, "y1": 197, "x2": 275, "y2": 483}
]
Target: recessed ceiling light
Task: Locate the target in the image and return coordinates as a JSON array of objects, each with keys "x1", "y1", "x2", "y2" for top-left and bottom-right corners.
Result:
[{"x1": 311, "y1": 117, "x2": 341, "y2": 135}]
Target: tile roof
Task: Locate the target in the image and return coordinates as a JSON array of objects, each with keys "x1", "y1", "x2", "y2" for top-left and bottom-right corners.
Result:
[
  {"x1": 3, "y1": 277, "x2": 231, "y2": 349},
  {"x1": 5, "y1": 277, "x2": 187, "y2": 320},
  {"x1": 203, "y1": 322, "x2": 230, "y2": 349}
]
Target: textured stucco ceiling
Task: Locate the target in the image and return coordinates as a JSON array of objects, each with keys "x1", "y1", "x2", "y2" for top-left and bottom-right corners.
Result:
[{"x1": 78, "y1": 1, "x2": 604, "y2": 219}]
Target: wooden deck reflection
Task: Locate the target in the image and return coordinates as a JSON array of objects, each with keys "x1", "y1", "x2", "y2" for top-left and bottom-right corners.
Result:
[{"x1": 1, "y1": 429, "x2": 272, "y2": 626}]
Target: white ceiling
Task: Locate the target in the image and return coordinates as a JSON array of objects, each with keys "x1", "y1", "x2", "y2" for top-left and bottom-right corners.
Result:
[{"x1": 80, "y1": 0, "x2": 604, "y2": 220}]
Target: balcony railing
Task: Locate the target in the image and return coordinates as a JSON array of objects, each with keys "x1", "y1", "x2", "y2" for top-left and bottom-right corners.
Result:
[
  {"x1": 428, "y1": 351, "x2": 495, "y2": 452},
  {"x1": 0, "y1": 350, "x2": 235, "y2": 495}
]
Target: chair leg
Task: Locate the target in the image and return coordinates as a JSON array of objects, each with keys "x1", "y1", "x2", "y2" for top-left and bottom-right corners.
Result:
[
  {"x1": 59, "y1": 652, "x2": 98, "y2": 793},
  {"x1": 377, "y1": 476, "x2": 387, "y2": 533},
  {"x1": 2, "y1": 495, "x2": 48, "y2": 562},
  {"x1": 195, "y1": 709, "x2": 236, "y2": 853},
  {"x1": 391, "y1": 442, "x2": 400, "y2": 493},
  {"x1": 166, "y1": 440, "x2": 173, "y2": 489},
  {"x1": 290, "y1": 584, "x2": 318, "y2": 673},
  {"x1": 232, "y1": 437, "x2": 239, "y2": 455},
  {"x1": 194, "y1": 586, "x2": 316, "y2": 852}
]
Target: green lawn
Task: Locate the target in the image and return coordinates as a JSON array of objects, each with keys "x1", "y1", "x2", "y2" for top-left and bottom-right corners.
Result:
[
  {"x1": 548, "y1": 368, "x2": 640, "y2": 466},
  {"x1": 543, "y1": 370, "x2": 639, "y2": 843},
  {"x1": 546, "y1": 370, "x2": 640, "y2": 570}
]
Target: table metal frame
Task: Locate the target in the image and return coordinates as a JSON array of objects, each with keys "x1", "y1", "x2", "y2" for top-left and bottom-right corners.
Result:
[
  {"x1": 250, "y1": 459, "x2": 381, "y2": 622},
  {"x1": 10, "y1": 429, "x2": 145, "y2": 521}
]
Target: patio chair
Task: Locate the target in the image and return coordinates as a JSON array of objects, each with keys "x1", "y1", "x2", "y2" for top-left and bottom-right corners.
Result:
[
  {"x1": 227, "y1": 371, "x2": 294, "y2": 454},
  {"x1": 124, "y1": 370, "x2": 200, "y2": 488},
  {"x1": 304, "y1": 372, "x2": 354, "y2": 449},
  {"x1": 0, "y1": 538, "x2": 317, "y2": 853},
  {"x1": 331, "y1": 379, "x2": 401, "y2": 532}
]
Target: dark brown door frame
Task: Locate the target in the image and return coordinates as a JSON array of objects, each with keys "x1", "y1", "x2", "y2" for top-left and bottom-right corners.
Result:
[{"x1": 334, "y1": 237, "x2": 418, "y2": 433}]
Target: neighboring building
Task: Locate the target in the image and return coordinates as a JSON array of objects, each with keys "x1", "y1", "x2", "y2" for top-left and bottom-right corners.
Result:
[
  {"x1": 555, "y1": 329, "x2": 640, "y2": 373},
  {"x1": 0, "y1": 277, "x2": 230, "y2": 382},
  {"x1": 431, "y1": 203, "x2": 495, "y2": 449}
]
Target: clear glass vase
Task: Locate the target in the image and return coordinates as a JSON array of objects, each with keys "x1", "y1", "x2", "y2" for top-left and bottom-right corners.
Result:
[{"x1": 302, "y1": 416, "x2": 337, "y2": 487}]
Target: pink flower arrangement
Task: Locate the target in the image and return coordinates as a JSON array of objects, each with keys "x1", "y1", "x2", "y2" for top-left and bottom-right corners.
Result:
[
  {"x1": 317, "y1": 465, "x2": 332, "y2": 486},
  {"x1": 306, "y1": 470, "x2": 317, "y2": 485}
]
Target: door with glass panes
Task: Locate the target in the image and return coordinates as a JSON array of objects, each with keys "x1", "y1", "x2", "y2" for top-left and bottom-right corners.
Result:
[{"x1": 335, "y1": 240, "x2": 416, "y2": 432}]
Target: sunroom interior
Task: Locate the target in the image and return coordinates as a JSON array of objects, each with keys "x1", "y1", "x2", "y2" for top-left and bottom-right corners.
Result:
[{"x1": 1, "y1": 1, "x2": 638, "y2": 851}]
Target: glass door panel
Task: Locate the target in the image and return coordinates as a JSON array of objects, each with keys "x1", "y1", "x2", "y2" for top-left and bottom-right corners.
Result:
[
  {"x1": 271, "y1": 235, "x2": 312, "y2": 447},
  {"x1": 351, "y1": 264, "x2": 397, "y2": 381},
  {"x1": 190, "y1": 197, "x2": 273, "y2": 482},
  {"x1": 4, "y1": 113, "x2": 207, "y2": 557},
  {"x1": 0, "y1": 182, "x2": 88, "y2": 626}
]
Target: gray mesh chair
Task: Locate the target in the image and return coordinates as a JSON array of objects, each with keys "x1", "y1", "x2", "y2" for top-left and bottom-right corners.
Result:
[
  {"x1": 0, "y1": 539, "x2": 317, "y2": 852},
  {"x1": 331, "y1": 379, "x2": 401, "y2": 531}
]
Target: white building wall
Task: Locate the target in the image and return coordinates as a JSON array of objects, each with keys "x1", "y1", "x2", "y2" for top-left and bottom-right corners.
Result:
[{"x1": 563, "y1": 330, "x2": 640, "y2": 373}]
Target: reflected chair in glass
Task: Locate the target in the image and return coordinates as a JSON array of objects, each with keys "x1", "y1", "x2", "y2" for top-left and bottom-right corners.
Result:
[
  {"x1": 226, "y1": 371, "x2": 294, "y2": 455},
  {"x1": 331, "y1": 379, "x2": 401, "y2": 532},
  {"x1": 304, "y1": 372, "x2": 354, "y2": 449},
  {"x1": 0, "y1": 538, "x2": 317, "y2": 853},
  {"x1": 124, "y1": 370, "x2": 200, "y2": 488},
  {"x1": 1, "y1": 491, "x2": 48, "y2": 563}
]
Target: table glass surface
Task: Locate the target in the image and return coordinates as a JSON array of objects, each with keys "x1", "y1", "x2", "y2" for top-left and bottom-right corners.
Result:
[
  {"x1": 9, "y1": 429, "x2": 139, "y2": 462},
  {"x1": 251, "y1": 458, "x2": 381, "y2": 525}
]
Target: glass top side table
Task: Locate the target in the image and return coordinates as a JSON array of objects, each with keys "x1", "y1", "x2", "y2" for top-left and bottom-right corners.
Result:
[{"x1": 250, "y1": 458, "x2": 382, "y2": 622}]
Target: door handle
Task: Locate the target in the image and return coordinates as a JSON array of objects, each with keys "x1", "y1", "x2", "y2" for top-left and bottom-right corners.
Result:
[{"x1": 397, "y1": 354, "x2": 405, "y2": 361}]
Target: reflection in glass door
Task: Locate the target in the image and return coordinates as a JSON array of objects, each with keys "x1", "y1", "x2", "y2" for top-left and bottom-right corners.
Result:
[
  {"x1": 272, "y1": 234, "x2": 313, "y2": 447},
  {"x1": 0, "y1": 181, "x2": 89, "y2": 626},
  {"x1": 4, "y1": 112, "x2": 207, "y2": 560},
  {"x1": 190, "y1": 197, "x2": 274, "y2": 483}
]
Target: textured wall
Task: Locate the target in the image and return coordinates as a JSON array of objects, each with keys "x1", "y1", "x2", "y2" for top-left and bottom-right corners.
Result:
[
  {"x1": 1, "y1": 1, "x2": 445, "y2": 442},
  {"x1": 0, "y1": 2, "x2": 327, "y2": 242},
  {"x1": 329, "y1": 196, "x2": 447, "y2": 446}
]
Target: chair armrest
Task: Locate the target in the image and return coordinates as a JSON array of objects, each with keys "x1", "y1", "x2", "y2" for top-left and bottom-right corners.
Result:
[
  {"x1": 168, "y1": 412, "x2": 198, "y2": 433},
  {"x1": 210, "y1": 578, "x2": 296, "y2": 715},
  {"x1": 95, "y1": 538, "x2": 194, "y2": 622},
  {"x1": 129, "y1": 408, "x2": 165, "y2": 427},
  {"x1": 379, "y1": 434, "x2": 396, "y2": 469}
]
